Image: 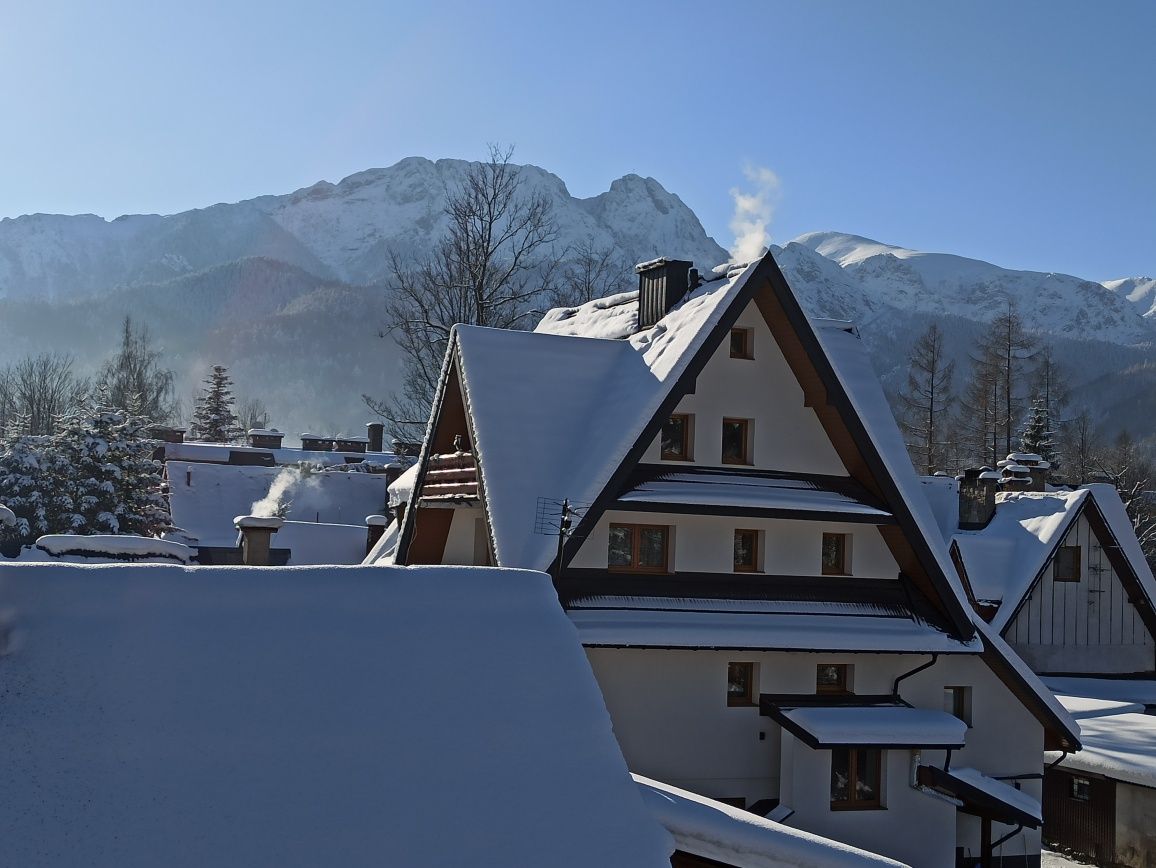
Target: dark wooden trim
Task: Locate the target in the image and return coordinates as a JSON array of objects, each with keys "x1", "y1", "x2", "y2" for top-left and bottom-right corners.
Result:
[
  {"x1": 559, "y1": 568, "x2": 912, "y2": 608},
  {"x1": 918, "y1": 764, "x2": 1041, "y2": 828},
  {"x1": 611, "y1": 500, "x2": 896, "y2": 524}
]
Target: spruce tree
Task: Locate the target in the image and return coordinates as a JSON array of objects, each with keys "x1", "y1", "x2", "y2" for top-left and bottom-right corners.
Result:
[
  {"x1": 191, "y1": 365, "x2": 242, "y2": 443},
  {"x1": 1019, "y1": 400, "x2": 1057, "y2": 466}
]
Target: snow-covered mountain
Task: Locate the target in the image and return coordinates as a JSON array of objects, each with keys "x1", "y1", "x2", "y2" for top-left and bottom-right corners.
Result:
[{"x1": 0, "y1": 158, "x2": 727, "y2": 302}]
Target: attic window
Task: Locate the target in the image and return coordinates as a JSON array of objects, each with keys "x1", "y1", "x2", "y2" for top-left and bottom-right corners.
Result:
[
  {"x1": 733, "y1": 529, "x2": 760, "y2": 573},
  {"x1": 821, "y1": 533, "x2": 851, "y2": 576},
  {"x1": 729, "y1": 328, "x2": 753, "y2": 359},
  {"x1": 608, "y1": 523, "x2": 670, "y2": 573},
  {"x1": 1055, "y1": 546, "x2": 1081, "y2": 582},
  {"x1": 661, "y1": 414, "x2": 693, "y2": 461}
]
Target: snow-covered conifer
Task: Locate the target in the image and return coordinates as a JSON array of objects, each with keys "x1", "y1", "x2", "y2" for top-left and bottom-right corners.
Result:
[{"x1": 191, "y1": 365, "x2": 242, "y2": 443}]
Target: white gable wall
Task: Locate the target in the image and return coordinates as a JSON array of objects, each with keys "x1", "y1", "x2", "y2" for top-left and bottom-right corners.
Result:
[
  {"x1": 1004, "y1": 512, "x2": 1155, "y2": 673},
  {"x1": 641, "y1": 302, "x2": 847, "y2": 475},
  {"x1": 571, "y1": 510, "x2": 900, "y2": 577}
]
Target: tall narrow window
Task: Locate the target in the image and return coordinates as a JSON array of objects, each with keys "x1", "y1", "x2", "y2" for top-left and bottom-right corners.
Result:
[
  {"x1": 821, "y1": 533, "x2": 850, "y2": 576},
  {"x1": 729, "y1": 327, "x2": 753, "y2": 359},
  {"x1": 722, "y1": 418, "x2": 750, "y2": 465},
  {"x1": 727, "y1": 661, "x2": 756, "y2": 707},
  {"x1": 608, "y1": 523, "x2": 670, "y2": 573},
  {"x1": 734, "y1": 529, "x2": 759, "y2": 572},
  {"x1": 831, "y1": 748, "x2": 883, "y2": 810},
  {"x1": 661, "y1": 414, "x2": 693, "y2": 461},
  {"x1": 1055, "y1": 546, "x2": 1081, "y2": 582}
]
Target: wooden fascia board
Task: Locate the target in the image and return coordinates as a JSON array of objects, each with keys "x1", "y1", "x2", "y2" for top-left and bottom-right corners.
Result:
[
  {"x1": 753, "y1": 257, "x2": 975, "y2": 640},
  {"x1": 395, "y1": 334, "x2": 463, "y2": 564},
  {"x1": 552, "y1": 259, "x2": 775, "y2": 575}
]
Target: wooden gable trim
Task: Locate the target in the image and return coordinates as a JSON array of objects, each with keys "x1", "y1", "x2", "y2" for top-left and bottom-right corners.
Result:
[
  {"x1": 1083, "y1": 498, "x2": 1156, "y2": 642},
  {"x1": 750, "y1": 259, "x2": 975, "y2": 640},
  {"x1": 395, "y1": 335, "x2": 496, "y2": 567}
]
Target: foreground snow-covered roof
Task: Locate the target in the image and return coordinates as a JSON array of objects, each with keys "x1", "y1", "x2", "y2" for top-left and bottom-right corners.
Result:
[
  {"x1": 634, "y1": 775, "x2": 907, "y2": 868},
  {"x1": 0, "y1": 563, "x2": 673, "y2": 867}
]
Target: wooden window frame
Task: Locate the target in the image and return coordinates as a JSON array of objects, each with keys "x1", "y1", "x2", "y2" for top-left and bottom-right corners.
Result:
[
  {"x1": 830, "y1": 747, "x2": 884, "y2": 811},
  {"x1": 727, "y1": 661, "x2": 757, "y2": 707},
  {"x1": 816, "y1": 663, "x2": 851, "y2": 695},
  {"x1": 733, "y1": 529, "x2": 760, "y2": 573},
  {"x1": 821, "y1": 532, "x2": 851, "y2": 576},
  {"x1": 1070, "y1": 776, "x2": 1091, "y2": 802},
  {"x1": 943, "y1": 685, "x2": 972, "y2": 727},
  {"x1": 729, "y1": 327, "x2": 754, "y2": 360},
  {"x1": 1054, "y1": 545, "x2": 1082, "y2": 582},
  {"x1": 721, "y1": 418, "x2": 751, "y2": 466},
  {"x1": 660, "y1": 413, "x2": 693, "y2": 461},
  {"x1": 608, "y1": 523, "x2": 670, "y2": 574}
]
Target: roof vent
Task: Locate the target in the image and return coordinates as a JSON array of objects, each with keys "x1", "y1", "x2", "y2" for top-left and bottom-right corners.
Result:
[{"x1": 635, "y1": 258, "x2": 698, "y2": 330}]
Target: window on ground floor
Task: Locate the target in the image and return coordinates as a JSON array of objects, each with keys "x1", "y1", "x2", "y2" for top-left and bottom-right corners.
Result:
[{"x1": 830, "y1": 747, "x2": 883, "y2": 810}]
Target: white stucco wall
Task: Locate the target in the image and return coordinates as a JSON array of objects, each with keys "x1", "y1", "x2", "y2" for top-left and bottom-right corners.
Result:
[
  {"x1": 586, "y1": 647, "x2": 1045, "y2": 867},
  {"x1": 1005, "y1": 513, "x2": 1155, "y2": 674},
  {"x1": 639, "y1": 301, "x2": 847, "y2": 475},
  {"x1": 572, "y1": 510, "x2": 901, "y2": 578}
]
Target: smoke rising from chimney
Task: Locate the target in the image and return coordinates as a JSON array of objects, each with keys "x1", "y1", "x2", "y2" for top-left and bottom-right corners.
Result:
[
  {"x1": 728, "y1": 165, "x2": 781, "y2": 264},
  {"x1": 250, "y1": 467, "x2": 322, "y2": 519}
]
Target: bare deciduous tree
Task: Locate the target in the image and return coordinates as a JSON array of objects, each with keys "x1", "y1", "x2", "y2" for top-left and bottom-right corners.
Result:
[
  {"x1": 96, "y1": 316, "x2": 176, "y2": 423},
  {"x1": 897, "y1": 324, "x2": 956, "y2": 475},
  {"x1": 365, "y1": 145, "x2": 561, "y2": 442},
  {"x1": 549, "y1": 238, "x2": 632, "y2": 309},
  {"x1": 0, "y1": 353, "x2": 88, "y2": 436}
]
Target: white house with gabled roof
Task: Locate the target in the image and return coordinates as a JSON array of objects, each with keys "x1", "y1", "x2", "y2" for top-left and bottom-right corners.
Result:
[{"x1": 385, "y1": 251, "x2": 1081, "y2": 868}]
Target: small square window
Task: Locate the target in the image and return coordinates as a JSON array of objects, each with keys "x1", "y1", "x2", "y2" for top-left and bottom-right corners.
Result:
[
  {"x1": 1055, "y1": 546, "x2": 1081, "y2": 582},
  {"x1": 831, "y1": 747, "x2": 883, "y2": 809},
  {"x1": 729, "y1": 328, "x2": 753, "y2": 359},
  {"x1": 727, "y1": 661, "x2": 756, "y2": 707},
  {"x1": 943, "y1": 686, "x2": 972, "y2": 726},
  {"x1": 608, "y1": 523, "x2": 670, "y2": 573},
  {"x1": 817, "y1": 664, "x2": 851, "y2": 694},
  {"x1": 1070, "y1": 777, "x2": 1091, "y2": 802},
  {"x1": 734, "y1": 529, "x2": 759, "y2": 573},
  {"x1": 822, "y1": 533, "x2": 850, "y2": 576},
  {"x1": 661, "y1": 414, "x2": 693, "y2": 461},
  {"x1": 722, "y1": 418, "x2": 751, "y2": 465}
]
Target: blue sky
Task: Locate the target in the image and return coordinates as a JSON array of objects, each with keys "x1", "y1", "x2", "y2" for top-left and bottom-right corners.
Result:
[{"x1": 2, "y1": 0, "x2": 1153, "y2": 279}]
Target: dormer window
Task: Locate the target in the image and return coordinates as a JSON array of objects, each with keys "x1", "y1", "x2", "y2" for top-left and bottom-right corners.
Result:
[
  {"x1": 729, "y1": 327, "x2": 753, "y2": 359},
  {"x1": 661, "y1": 414, "x2": 693, "y2": 461}
]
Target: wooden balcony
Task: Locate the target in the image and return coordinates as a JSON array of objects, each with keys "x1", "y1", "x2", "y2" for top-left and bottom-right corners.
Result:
[{"x1": 419, "y1": 452, "x2": 479, "y2": 503}]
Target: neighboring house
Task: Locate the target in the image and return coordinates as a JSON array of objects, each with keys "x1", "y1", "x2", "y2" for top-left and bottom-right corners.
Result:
[
  {"x1": 385, "y1": 252, "x2": 1080, "y2": 868},
  {"x1": 925, "y1": 470, "x2": 1156, "y2": 675}
]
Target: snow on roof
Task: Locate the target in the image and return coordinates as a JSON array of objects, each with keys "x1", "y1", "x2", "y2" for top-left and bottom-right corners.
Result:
[
  {"x1": 952, "y1": 489, "x2": 1086, "y2": 616},
  {"x1": 813, "y1": 322, "x2": 974, "y2": 630},
  {"x1": 164, "y1": 441, "x2": 397, "y2": 467},
  {"x1": 0, "y1": 563, "x2": 673, "y2": 867},
  {"x1": 780, "y1": 706, "x2": 967, "y2": 748},
  {"x1": 617, "y1": 470, "x2": 892, "y2": 518},
  {"x1": 941, "y1": 767, "x2": 1042, "y2": 825},
  {"x1": 275, "y1": 521, "x2": 367, "y2": 566},
  {"x1": 917, "y1": 476, "x2": 960, "y2": 544},
  {"x1": 168, "y1": 461, "x2": 387, "y2": 548},
  {"x1": 633, "y1": 774, "x2": 907, "y2": 868},
  {"x1": 568, "y1": 608, "x2": 981, "y2": 653},
  {"x1": 1051, "y1": 711, "x2": 1156, "y2": 789},
  {"x1": 1043, "y1": 676, "x2": 1156, "y2": 707},
  {"x1": 535, "y1": 289, "x2": 639, "y2": 340},
  {"x1": 458, "y1": 265, "x2": 759, "y2": 571},
  {"x1": 388, "y1": 462, "x2": 419, "y2": 508},
  {"x1": 363, "y1": 519, "x2": 400, "y2": 565},
  {"x1": 33, "y1": 535, "x2": 194, "y2": 564},
  {"x1": 1055, "y1": 694, "x2": 1146, "y2": 719}
]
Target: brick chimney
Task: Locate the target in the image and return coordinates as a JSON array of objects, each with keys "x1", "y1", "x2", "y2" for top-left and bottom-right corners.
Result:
[
  {"x1": 367, "y1": 422, "x2": 385, "y2": 453},
  {"x1": 957, "y1": 467, "x2": 999, "y2": 530},
  {"x1": 635, "y1": 258, "x2": 699, "y2": 329},
  {"x1": 233, "y1": 515, "x2": 284, "y2": 566}
]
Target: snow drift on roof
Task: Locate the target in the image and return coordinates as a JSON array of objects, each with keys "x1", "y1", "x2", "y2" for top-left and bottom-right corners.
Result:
[
  {"x1": 0, "y1": 563, "x2": 672, "y2": 867},
  {"x1": 1051, "y1": 710, "x2": 1156, "y2": 790},
  {"x1": 536, "y1": 289, "x2": 640, "y2": 340},
  {"x1": 457, "y1": 265, "x2": 758, "y2": 571},
  {"x1": 1055, "y1": 694, "x2": 1146, "y2": 720},
  {"x1": 1044, "y1": 676, "x2": 1156, "y2": 707},
  {"x1": 634, "y1": 774, "x2": 907, "y2": 868}
]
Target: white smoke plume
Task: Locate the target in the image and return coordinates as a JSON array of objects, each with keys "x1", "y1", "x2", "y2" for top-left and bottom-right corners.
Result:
[
  {"x1": 251, "y1": 467, "x2": 316, "y2": 518},
  {"x1": 729, "y1": 164, "x2": 781, "y2": 264}
]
